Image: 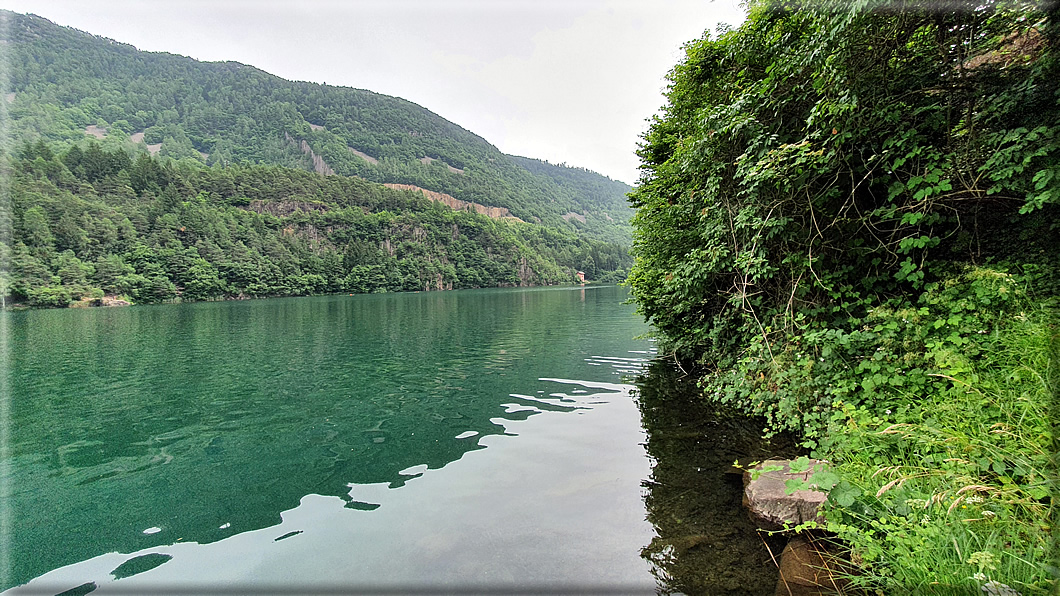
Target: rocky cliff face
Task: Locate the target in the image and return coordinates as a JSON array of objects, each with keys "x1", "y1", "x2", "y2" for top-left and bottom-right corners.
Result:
[
  {"x1": 285, "y1": 132, "x2": 335, "y2": 176},
  {"x1": 383, "y1": 183, "x2": 524, "y2": 223}
]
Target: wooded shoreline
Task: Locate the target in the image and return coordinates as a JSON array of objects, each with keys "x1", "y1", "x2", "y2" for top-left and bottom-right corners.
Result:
[{"x1": 627, "y1": 2, "x2": 1058, "y2": 593}]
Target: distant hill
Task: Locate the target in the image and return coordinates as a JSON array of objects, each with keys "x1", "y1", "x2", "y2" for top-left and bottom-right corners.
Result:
[
  {"x1": 5, "y1": 12, "x2": 632, "y2": 243},
  {"x1": 507, "y1": 156, "x2": 633, "y2": 245},
  {"x1": 2, "y1": 12, "x2": 634, "y2": 307}
]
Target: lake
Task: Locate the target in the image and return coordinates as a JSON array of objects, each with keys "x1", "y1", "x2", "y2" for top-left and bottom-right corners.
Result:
[{"x1": 4, "y1": 285, "x2": 666, "y2": 594}]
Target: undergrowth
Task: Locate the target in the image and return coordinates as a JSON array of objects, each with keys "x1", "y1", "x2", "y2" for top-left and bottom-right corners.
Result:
[{"x1": 773, "y1": 268, "x2": 1058, "y2": 594}]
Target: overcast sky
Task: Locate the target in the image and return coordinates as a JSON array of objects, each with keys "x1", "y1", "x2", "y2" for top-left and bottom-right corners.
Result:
[{"x1": 0, "y1": 0, "x2": 747, "y2": 184}]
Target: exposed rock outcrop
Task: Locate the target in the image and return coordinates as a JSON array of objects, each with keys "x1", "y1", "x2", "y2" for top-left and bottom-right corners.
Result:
[
  {"x1": 419, "y1": 156, "x2": 464, "y2": 174},
  {"x1": 383, "y1": 183, "x2": 524, "y2": 223},
  {"x1": 964, "y1": 28, "x2": 1044, "y2": 71},
  {"x1": 70, "y1": 295, "x2": 130, "y2": 308},
  {"x1": 348, "y1": 147, "x2": 379, "y2": 165},
  {"x1": 101, "y1": 296, "x2": 131, "y2": 307},
  {"x1": 85, "y1": 124, "x2": 106, "y2": 139},
  {"x1": 131, "y1": 131, "x2": 162, "y2": 155},
  {"x1": 285, "y1": 132, "x2": 335, "y2": 175}
]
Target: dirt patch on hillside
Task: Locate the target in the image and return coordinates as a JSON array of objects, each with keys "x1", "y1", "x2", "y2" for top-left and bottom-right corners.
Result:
[
  {"x1": 348, "y1": 147, "x2": 379, "y2": 165},
  {"x1": 384, "y1": 183, "x2": 523, "y2": 222},
  {"x1": 419, "y1": 156, "x2": 464, "y2": 175},
  {"x1": 85, "y1": 125, "x2": 107, "y2": 139},
  {"x1": 4, "y1": 92, "x2": 14, "y2": 103},
  {"x1": 562, "y1": 212, "x2": 587, "y2": 223},
  {"x1": 308, "y1": 123, "x2": 324, "y2": 131},
  {"x1": 131, "y1": 132, "x2": 163, "y2": 155}
]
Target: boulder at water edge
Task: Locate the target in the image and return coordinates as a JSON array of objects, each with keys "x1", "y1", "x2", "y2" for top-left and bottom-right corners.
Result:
[{"x1": 743, "y1": 459, "x2": 828, "y2": 531}]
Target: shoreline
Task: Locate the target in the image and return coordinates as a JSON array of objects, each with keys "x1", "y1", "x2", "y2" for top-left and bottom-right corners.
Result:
[{"x1": 3, "y1": 281, "x2": 622, "y2": 311}]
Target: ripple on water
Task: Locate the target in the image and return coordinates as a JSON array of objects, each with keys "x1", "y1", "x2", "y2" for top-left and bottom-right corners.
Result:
[{"x1": 8, "y1": 287, "x2": 658, "y2": 592}]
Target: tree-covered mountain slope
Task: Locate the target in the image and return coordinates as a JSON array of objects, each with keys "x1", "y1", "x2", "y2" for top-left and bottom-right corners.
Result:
[
  {"x1": 4, "y1": 11, "x2": 631, "y2": 241},
  {"x1": 507, "y1": 155, "x2": 633, "y2": 245},
  {"x1": 1, "y1": 11, "x2": 637, "y2": 307},
  {"x1": 8, "y1": 141, "x2": 630, "y2": 307}
]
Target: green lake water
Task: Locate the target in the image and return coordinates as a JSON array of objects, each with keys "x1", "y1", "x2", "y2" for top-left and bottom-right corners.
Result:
[
  {"x1": 4, "y1": 286, "x2": 666, "y2": 594},
  {"x1": 3, "y1": 285, "x2": 790, "y2": 595}
]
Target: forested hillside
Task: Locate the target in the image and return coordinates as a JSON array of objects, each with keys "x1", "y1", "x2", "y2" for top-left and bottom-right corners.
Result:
[
  {"x1": 629, "y1": 0, "x2": 1057, "y2": 593},
  {"x1": 507, "y1": 155, "x2": 633, "y2": 245},
  {"x1": 7, "y1": 140, "x2": 629, "y2": 307},
  {"x1": 1, "y1": 10, "x2": 637, "y2": 308},
  {"x1": 4, "y1": 11, "x2": 631, "y2": 237}
]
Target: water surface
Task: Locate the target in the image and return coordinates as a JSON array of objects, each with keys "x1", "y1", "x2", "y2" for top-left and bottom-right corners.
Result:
[
  {"x1": 636, "y1": 360, "x2": 799, "y2": 595},
  {"x1": 6, "y1": 286, "x2": 658, "y2": 593}
]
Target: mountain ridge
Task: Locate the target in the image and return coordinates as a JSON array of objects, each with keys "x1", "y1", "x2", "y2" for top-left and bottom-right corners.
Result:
[
  {"x1": 5, "y1": 11, "x2": 632, "y2": 245},
  {"x1": 2, "y1": 11, "x2": 634, "y2": 307}
]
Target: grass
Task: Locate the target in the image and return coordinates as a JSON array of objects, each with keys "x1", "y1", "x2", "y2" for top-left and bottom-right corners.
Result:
[{"x1": 817, "y1": 296, "x2": 1057, "y2": 594}]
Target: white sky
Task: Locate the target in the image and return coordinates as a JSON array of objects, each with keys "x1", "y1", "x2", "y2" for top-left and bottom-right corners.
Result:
[{"x1": 0, "y1": 0, "x2": 747, "y2": 185}]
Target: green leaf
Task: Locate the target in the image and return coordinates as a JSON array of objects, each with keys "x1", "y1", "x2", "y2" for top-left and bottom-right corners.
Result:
[
  {"x1": 809, "y1": 470, "x2": 840, "y2": 491},
  {"x1": 785, "y1": 478, "x2": 809, "y2": 495},
  {"x1": 832, "y1": 481, "x2": 861, "y2": 508},
  {"x1": 788, "y1": 456, "x2": 811, "y2": 474}
]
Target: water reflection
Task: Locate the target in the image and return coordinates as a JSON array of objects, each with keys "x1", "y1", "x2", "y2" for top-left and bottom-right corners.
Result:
[
  {"x1": 635, "y1": 360, "x2": 799, "y2": 595},
  {"x1": 9, "y1": 379, "x2": 658, "y2": 594},
  {"x1": 6, "y1": 286, "x2": 658, "y2": 592}
]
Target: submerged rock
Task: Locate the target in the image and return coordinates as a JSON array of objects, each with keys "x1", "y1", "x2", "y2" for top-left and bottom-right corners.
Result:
[
  {"x1": 774, "y1": 535, "x2": 849, "y2": 595},
  {"x1": 743, "y1": 459, "x2": 828, "y2": 531}
]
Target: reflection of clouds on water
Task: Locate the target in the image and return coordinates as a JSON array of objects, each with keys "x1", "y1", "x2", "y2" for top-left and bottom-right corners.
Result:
[
  {"x1": 398, "y1": 464, "x2": 428, "y2": 476},
  {"x1": 583, "y1": 348, "x2": 657, "y2": 377},
  {"x1": 8, "y1": 286, "x2": 655, "y2": 592},
  {"x1": 500, "y1": 402, "x2": 543, "y2": 414},
  {"x1": 583, "y1": 357, "x2": 649, "y2": 374},
  {"x1": 9, "y1": 377, "x2": 657, "y2": 594}
]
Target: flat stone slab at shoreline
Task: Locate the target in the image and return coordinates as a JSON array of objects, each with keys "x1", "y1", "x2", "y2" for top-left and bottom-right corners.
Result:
[{"x1": 743, "y1": 459, "x2": 828, "y2": 531}]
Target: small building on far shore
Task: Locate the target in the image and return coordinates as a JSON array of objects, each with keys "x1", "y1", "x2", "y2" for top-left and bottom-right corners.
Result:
[{"x1": 576, "y1": 271, "x2": 586, "y2": 283}]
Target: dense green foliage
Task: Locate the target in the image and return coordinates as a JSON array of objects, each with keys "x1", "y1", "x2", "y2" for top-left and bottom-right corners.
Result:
[
  {"x1": 628, "y1": 0, "x2": 1058, "y2": 592},
  {"x1": 4, "y1": 141, "x2": 630, "y2": 307},
  {"x1": 631, "y1": 0, "x2": 1058, "y2": 376},
  {"x1": 818, "y1": 284, "x2": 1055, "y2": 594},
  {"x1": 5, "y1": 11, "x2": 631, "y2": 238}
]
